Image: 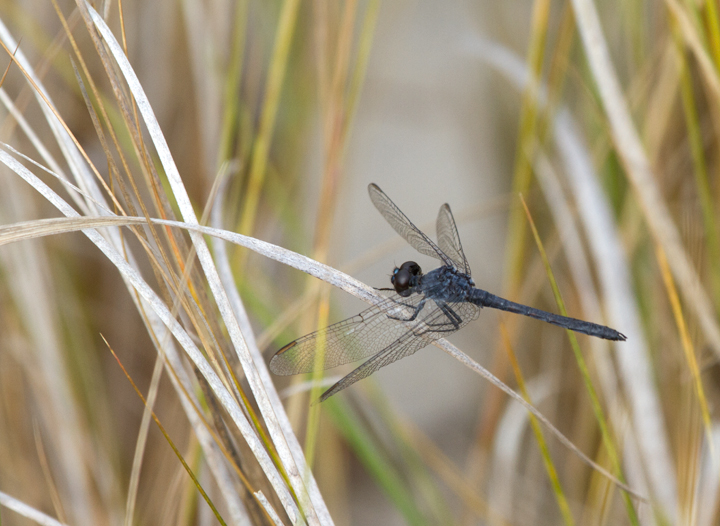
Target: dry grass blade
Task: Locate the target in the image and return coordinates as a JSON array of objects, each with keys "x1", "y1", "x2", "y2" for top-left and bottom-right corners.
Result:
[
  {"x1": 504, "y1": 0, "x2": 551, "y2": 293},
  {"x1": 499, "y1": 323, "x2": 574, "y2": 525},
  {"x1": 80, "y1": 3, "x2": 328, "y2": 522},
  {"x1": 656, "y1": 247, "x2": 713, "y2": 448},
  {"x1": 521, "y1": 195, "x2": 640, "y2": 524},
  {"x1": 239, "y1": 0, "x2": 301, "y2": 239},
  {"x1": 0, "y1": 491, "x2": 67, "y2": 526},
  {"x1": 106, "y1": 340, "x2": 230, "y2": 526},
  {"x1": 0, "y1": 149, "x2": 306, "y2": 525},
  {"x1": 467, "y1": 34, "x2": 675, "y2": 514},
  {"x1": 570, "y1": 0, "x2": 720, "y2": 361},
  {"x1": 433, "y1": 339, "x2": 645, "y2": 501},
  {"x1": 0, "y1": 42, "x2": 101, "y2": 526},
  {"x1": 554, "y1": 111, "x2": 678, "y2": 515},
  {"x1": 254, "y1": 492, "x2": 285, "y2": 526},
  {"x1": 210, "y1": 179, "x2": 331, "y2": 526},
  {"x1": 666, "y1": 0, "x2": 720, "y2": 103}
]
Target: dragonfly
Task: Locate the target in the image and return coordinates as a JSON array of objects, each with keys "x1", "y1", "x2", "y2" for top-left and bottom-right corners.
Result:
[{"x1": 270, "y1": 184, "x2": 626, "y2": 402}]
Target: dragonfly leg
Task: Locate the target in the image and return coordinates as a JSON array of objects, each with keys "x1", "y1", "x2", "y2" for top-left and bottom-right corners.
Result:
[
  {"x1": 436, "y1": 301, "x2": 462, "y2": 329},
  {"x1": 412, "y1": 301, "x2": 462, "y2": 334},
  {"x1": 386, "y1": 298, "x2": 427, "y2": 322}
]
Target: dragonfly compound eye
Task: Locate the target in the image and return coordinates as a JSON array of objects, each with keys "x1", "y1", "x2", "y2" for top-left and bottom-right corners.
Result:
[{"x1": 391, "y1": 261, "x2": 421, "y2": 296}]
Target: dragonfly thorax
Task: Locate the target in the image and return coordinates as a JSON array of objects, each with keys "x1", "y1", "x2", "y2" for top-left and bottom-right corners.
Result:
[{"x1": 391, "y1": 261, "x2": 422, "y2": 297}]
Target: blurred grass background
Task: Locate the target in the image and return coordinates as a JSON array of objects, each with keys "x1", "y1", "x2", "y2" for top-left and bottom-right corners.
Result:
[{"x1": 0, "y1": 0, "x2": 718, "y2": 525}]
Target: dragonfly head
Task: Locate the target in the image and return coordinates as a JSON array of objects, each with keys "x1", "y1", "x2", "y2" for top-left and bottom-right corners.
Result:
[{"x1": 391, "y1": 261, "x2": 422, "y2": 297}]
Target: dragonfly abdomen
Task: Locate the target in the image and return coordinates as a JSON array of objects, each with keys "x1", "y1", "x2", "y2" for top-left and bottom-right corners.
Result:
[{"x1": 469, "y1": 289, "x2": 626, "y2": 341}]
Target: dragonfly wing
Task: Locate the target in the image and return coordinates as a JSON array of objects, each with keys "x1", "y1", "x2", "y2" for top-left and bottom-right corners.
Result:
[
  {"x1": 368, "y1": 183, "x2": 454, "y2": 267},
  {"x1": 318, "y1": 329, "x2": 432, "y2": 401},
  {"x1": 318, "y1": 295, "x2": 481, "y2": 401},
  {"x1": 436, "y1": 203, "x2": 471, "y2": 275},
  {"x1": 269, "y1": 293, "x2": 426, "y2": 375}
]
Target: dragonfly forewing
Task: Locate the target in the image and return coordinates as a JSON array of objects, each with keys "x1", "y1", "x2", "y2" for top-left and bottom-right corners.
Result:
[{"x1": 368, "y1": 183, "x2": 453, "y2": 267}]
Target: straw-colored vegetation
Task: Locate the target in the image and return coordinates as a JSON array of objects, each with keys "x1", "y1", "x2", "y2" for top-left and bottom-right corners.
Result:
[{"x1": 0, "y1": 0, "x2": 717, "y2": 525}]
